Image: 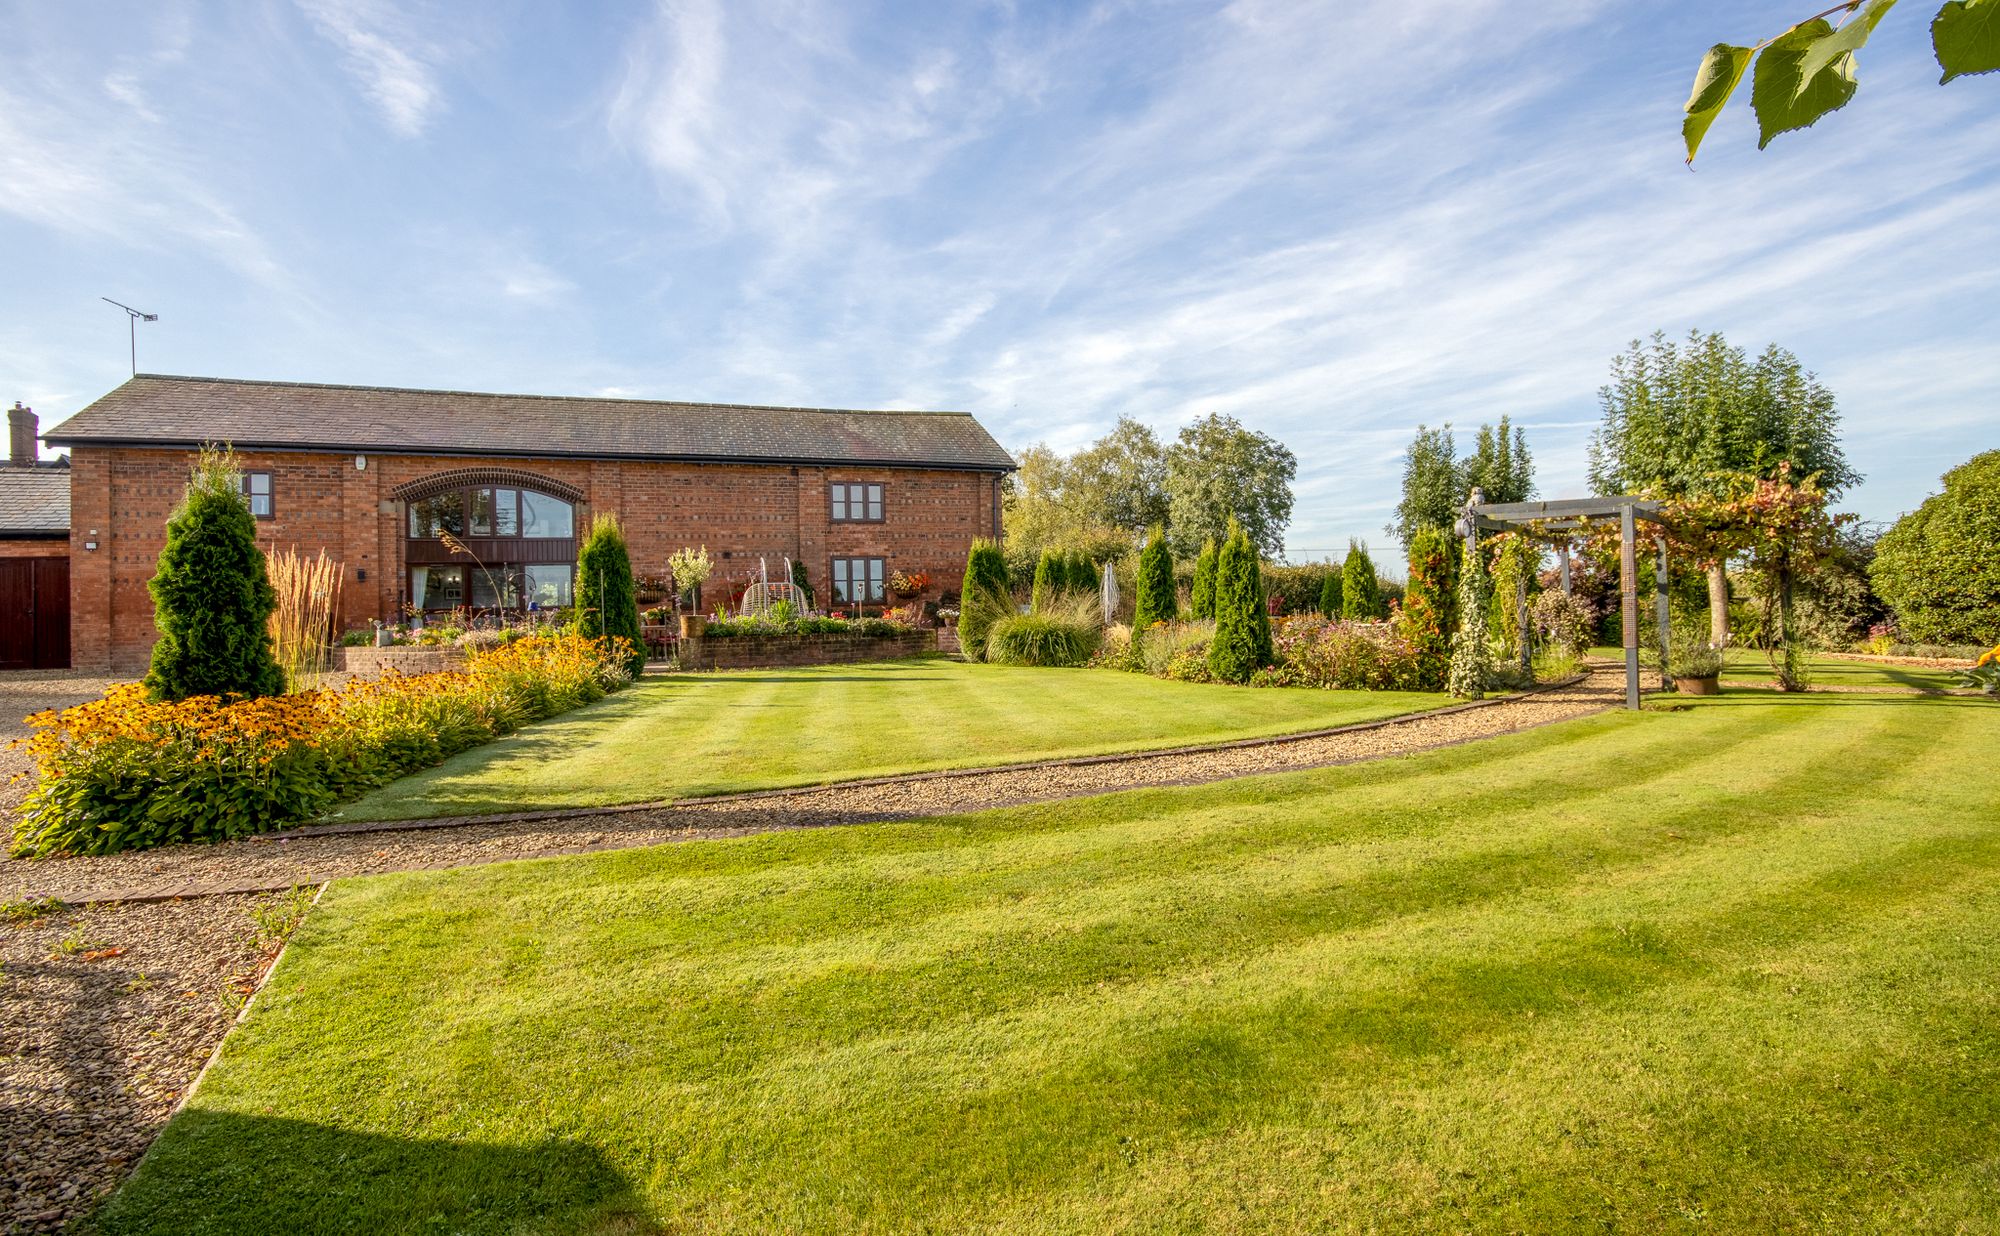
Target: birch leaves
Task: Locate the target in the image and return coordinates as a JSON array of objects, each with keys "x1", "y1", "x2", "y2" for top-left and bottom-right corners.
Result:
[{"x1": 1682, "y1": 0, "x2": 1999, "y2": 163}]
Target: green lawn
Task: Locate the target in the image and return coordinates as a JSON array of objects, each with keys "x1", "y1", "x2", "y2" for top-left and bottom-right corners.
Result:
[
  {"x1": 330, "y1": 658, "x2": 1442, "y2": 822},
  {"x1": 102, "y1": 691, "x2": 2000, "y2": 1233},
  {"x1": 1590, "y1": 646, "x2": 1967, "y2": 693}
]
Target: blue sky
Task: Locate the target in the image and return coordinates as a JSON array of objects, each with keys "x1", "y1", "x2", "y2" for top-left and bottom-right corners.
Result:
[{"x1": 5, "y1": 0, "x2": 1997, "y2": 566}]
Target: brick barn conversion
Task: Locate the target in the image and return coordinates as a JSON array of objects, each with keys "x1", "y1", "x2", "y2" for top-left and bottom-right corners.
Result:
[{"x1": 16, "y1": 375, "x2": 1015, "y2": 674}]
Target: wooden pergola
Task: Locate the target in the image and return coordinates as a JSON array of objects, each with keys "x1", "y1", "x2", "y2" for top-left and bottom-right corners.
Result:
[{"x1": 1455, "y1": 492, "x2": 1671, "y2": 711}]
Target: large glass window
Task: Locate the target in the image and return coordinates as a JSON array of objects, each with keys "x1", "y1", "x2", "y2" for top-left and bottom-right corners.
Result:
[
  {"x1": 832, "y1": 557, "x2": 885, "y2": 604},
  {"x1": 469, "y1": 566, "x2": 521, "y2": 609},
  {"x1": 414, "y1": 565, "x2": 465, "y2": 610},
  {"x1": 470, "y1": 488, "x2": 522, "y2": 537},
  {"x1": 521, "y1": 490, "x2": 573, "y2": 538},
  {"x1": 524, "y1": 564, "x2": 573, "y2": 608},
  {"x1": 831, "y1": 482, "x2": 883, "y2": 523},
  {"x1": 409, "y1": 492, "x2": 465, "y2": 538}
]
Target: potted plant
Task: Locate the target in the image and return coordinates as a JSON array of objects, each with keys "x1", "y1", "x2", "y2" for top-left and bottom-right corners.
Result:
[
  {"x1": 1664, "y1": 618, "x2": 1727, "y2": 694},
  {"x1": 668, "y1": 545, "x2": 714, "y2": 638}
]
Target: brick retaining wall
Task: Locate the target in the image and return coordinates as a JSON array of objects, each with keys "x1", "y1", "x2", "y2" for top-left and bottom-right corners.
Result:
[
  {"x1": 679, "y1": 629, "x2": 934, "y2": 671},
  {"x1": 339, "y1": 645, "x2": 468, "y2": 677}
]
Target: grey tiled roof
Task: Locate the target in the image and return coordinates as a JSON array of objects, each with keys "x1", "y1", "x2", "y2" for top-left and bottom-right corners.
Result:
[
  {"x1": 45, "y1": 375, "x2": 1017, "y2": 472},
  {"x1": 0, "y1": 464, "x2": 70, "y2": 535}
]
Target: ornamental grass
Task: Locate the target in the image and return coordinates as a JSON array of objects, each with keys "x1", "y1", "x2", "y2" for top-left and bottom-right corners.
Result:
[{"x1": 11, "y1": 632, "x2": 634, "y2": 858}]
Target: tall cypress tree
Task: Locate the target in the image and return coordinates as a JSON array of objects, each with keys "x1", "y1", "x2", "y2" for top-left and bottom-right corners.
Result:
[
  {"x1": 1031, "y1": 549, "x2": 1062, "y2": 612},
  {"x1": 577, "y1": 514, "x2": 646, "y2": 676},
  {"x1": 1132, "y1": 526, "x2": 1178, "y2": 628},
  {"x1": 1446, "y1": 535, "x2": 1493, "y2": 699},
  {"x1": 1207, "y1": 523, "x2": 1272, "y2": 682},
  {"x1": 144, "y1": 448, "x2": 286, "y2": 702},
  {"x1": 1340, "y1": 540, "x2": 1385, "y2": 620},
  {"x1": 1189, "y1": 538, "x2": 1219, "y2": 620},
  {"x1": 957, "y1": 538, "x2": 1011, "y2": 660}
]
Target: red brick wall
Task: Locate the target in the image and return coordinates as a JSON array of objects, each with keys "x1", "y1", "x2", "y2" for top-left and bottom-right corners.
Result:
[
  {"x1": 68, "y1": 446, "x2": 1004, "y2": 672},
  {"x1": 0, "y1": 539, "x2": 67, "y2": 558}
]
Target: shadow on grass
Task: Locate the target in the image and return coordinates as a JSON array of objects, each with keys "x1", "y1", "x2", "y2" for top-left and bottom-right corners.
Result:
[{"x1": 93, "y1": 1111, "x2": 659, "y2": 1236}]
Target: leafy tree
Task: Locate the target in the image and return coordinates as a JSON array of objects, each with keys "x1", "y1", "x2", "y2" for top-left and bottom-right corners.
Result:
[
  {"x1": 1871, "y1": 450, "x2": 2000, "y2": 644},
  {"x1": 1683, "y1": 0, "x2": 2000, "y2": 163},
  {"x1": 144, "y1": 447, "x2": 286, "y2": 702},
  {"x1": 577, "y1": 514, "x2": 646, "y2": 676},
  {"x1": 1390, "y1": 418, "x2": 1533, "y2": 547},
  {"x1": 1340, "y1": 540, "x2": 1386, "y2": 620},
  {"x1": 1207, "y1": 522, "x2": 1273, "y2": 682},
  {"x1": 1318, "y1": 569, "x2": 1342, "y2": 618},
  {"x1": 1066, "y1": 416, "x2": 1170, "y2": 533},
  {"x1": 1447, "y1": 535, "x2": 1494, "y2": 700},
  {"x1": 1487, "y1": 535, "x2": 1539, "y2": 662},
  {"x1": 1402, "y1": 527, "x2": 1456, "y2": 690},
  {"x1": 1164, "y1": 413, "x2": 1297, "y2": 558},
  {"x1": 1189, "y1": 538, "x2": 1219, "y2": 620},
  {"x1": 957, "y1": 539, "x2": 1011, "y2": 660},
  {"x1": 1132, "y1": 527, "x2": 1178, "y2": 629},
  {"x1": 1589, "y1": 330, "x2": 1858, "y2": 642}
]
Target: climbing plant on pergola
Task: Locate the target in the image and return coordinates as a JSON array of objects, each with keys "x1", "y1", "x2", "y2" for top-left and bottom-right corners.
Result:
[{"x1": 1457, "y1": 491, "x2": 1673, "y2": 711}]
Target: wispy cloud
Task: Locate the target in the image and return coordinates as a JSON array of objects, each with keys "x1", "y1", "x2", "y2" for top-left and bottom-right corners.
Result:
[{"x1": 296, "y1": 0, "x2": 450, "y2": 138}]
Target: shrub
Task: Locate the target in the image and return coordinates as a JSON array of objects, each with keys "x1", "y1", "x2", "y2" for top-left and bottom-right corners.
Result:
[
  {"x1": 1871, "y1": 450, "x2": 2000, "y2": 645},
  {"x1": 1132, "y1": 527, "x2": 1178, "y2": 629},
  {"x1": 956, "y1": 540, "x2": 1012, "y2": 660},
  {"x1": 1401, "y1": 527, "x2": 1455, "y2": 690},
  {"x1": 13, "y1": 633, "x2": 633, "y2": 857},
  {"x1": 578, "y1": 515, "x2": 646, "y2": 676},
  {"x1": 1957, "y1": 645, "x2": 2000, "y2": 697},
  {"x1": 1189, "y1": 539, "x2": 1219, "y2": 619},
  {"x1": 145, "y1": 447, "x2": 287, "y2": 702},
  {"x1": 1341, "y1": 541, "x2": 1386, "y2": 620},
  {"x1": 1531, "y1": 589, "x2": 1596, "y2": 656},
  {"x1": 1486, "y1": 536, "x2": 1537, "y2": 662},
  {"x1": 1207, "y1": 523, "x2": 1273, "y2": 683},
  {"x1": 1657, "y1": 615, "x2": 1727, "y2": 680},
  {"x1": 1031, "y1": 549, "x2": 1063, "y2": 612},
  {"x1": 1260, "y1": 563, "x2": 1340, "y2": 619},
  {"x1": 1268, "y1": 616, "x2": 1422, "y2": 690},
  {"x1": 984, "y1": 592, "x2": 1103, "y2": 667}
]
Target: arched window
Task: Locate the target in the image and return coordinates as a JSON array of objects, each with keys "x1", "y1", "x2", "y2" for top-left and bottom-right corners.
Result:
[{"x1": 394, "y1": 472, "x2": 583, "y2": 614}]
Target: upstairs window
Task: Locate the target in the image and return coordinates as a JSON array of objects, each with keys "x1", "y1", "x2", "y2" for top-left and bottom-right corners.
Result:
[
  {"x1": 237, "y1": 471, "x2": 272, "y2": 519},
  {"x1": 408, "y1": 488, "x2": 571, "y2": 539},
  {"x1": 831, "y1": 482, "x2": 884, "y2": 523}
]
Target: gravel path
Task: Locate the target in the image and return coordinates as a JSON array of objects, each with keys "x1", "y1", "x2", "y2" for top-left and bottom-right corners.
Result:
[
  {"x1": 0, "y1": 892, "x2": 303, "y2": 1234},
  {"x1": 0, "y1": 668, "x2": 1625, "y2": 905}
]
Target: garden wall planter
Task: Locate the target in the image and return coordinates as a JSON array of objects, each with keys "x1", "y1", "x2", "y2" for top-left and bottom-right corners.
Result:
[
  {"x1": 340, "y1": 645, "x2": 468, "y2": 678},
  {"x1": 1674, "y1": 673, "x2": 1721, "y2": 695},
  {"x1": 679, "y1": 630, "x2": 932, "y2": 671}
]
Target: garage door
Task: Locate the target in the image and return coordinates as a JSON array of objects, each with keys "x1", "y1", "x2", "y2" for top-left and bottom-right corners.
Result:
[{"x1": 0, "y1": 557, "x2": 70, "y2": 670}]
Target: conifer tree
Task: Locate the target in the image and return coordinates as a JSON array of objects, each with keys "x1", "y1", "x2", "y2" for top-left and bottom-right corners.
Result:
[
  {"x1": 1132, "y1": 526, "x2": 1178, "y2": 628},
  {"x1": 957, "y1": 539, "x2": 1011, "y2": 660},
  {"x1": 1318, "y1": 569, "x2": 1342, "y2": 618},
  {"x1": 1340, "y1": 540, "x2": 1385, "y2": 620},
  {"x1": 577, "y1": 514, "x2": 646, "y2": 676},
  {"x1": 1189, "y1": 538, "x2": 1219, "y2": 620},
  {"x1": 145, "y1": 447, "x2": 287, "y2": 702},
  {"x1": 1031, "y1": 549, "x2": 1062, "y2": 612},
  {"x1": 1207, "y1": 522, "x2": 1273, "y2": 682}
]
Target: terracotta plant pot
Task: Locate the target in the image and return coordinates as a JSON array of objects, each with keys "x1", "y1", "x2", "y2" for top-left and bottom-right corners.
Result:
[
  {"x1": 1675, "y1": 674, "x2": 1721, "y2": 695},
  {"x1": 679, "y1": 614, "x2": 707, "y2": 639}
]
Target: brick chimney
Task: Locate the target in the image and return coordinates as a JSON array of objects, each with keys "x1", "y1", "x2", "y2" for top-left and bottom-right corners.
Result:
[{"x1": 8, "y1": 403, "x2": 35, "y2": 466}]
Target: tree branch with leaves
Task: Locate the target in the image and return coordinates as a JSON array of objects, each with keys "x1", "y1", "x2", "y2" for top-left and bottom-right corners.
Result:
[{"x1": 1683, "y1": 0, "x2": 2000, "y2": 163}]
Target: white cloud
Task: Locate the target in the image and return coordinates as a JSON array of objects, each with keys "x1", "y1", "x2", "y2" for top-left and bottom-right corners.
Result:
[{"x1": 296, "y1": 0, "x2": 449, "y2": 138}]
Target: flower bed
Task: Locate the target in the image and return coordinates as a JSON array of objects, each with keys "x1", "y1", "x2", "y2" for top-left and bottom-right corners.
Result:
[
  {"x1": 680, "y1": 629, "x2": 932, "y2": 671},
  {"x1": 11, "y1": 633, "x2": 634, "y2": 857},
  {"x1": 1098, "y1": 616, "x2": 1429, "y2": 690}
]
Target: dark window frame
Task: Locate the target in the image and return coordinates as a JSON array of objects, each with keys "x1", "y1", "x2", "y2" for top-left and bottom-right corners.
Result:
[
  {"x1": 830, "y1": 556, "x2": 887, "y2": 605},
  {"x1": 238, "y1": 471, "x2": 273, "y2": 520},
  {"x1": 829, "y1": 481, "x2": 885, "y2": 524},
  {"x1": 408, "y1": 485, "x2": 573, "y2": 541}
]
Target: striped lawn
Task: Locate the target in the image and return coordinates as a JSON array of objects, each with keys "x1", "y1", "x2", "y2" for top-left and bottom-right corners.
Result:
[
  {"x1": 101, "y1": 691, "x2": 2000, "y2": 1234},
  {"x1": 330, "y1": 658, "x2": 1441, "y2": 822}
]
